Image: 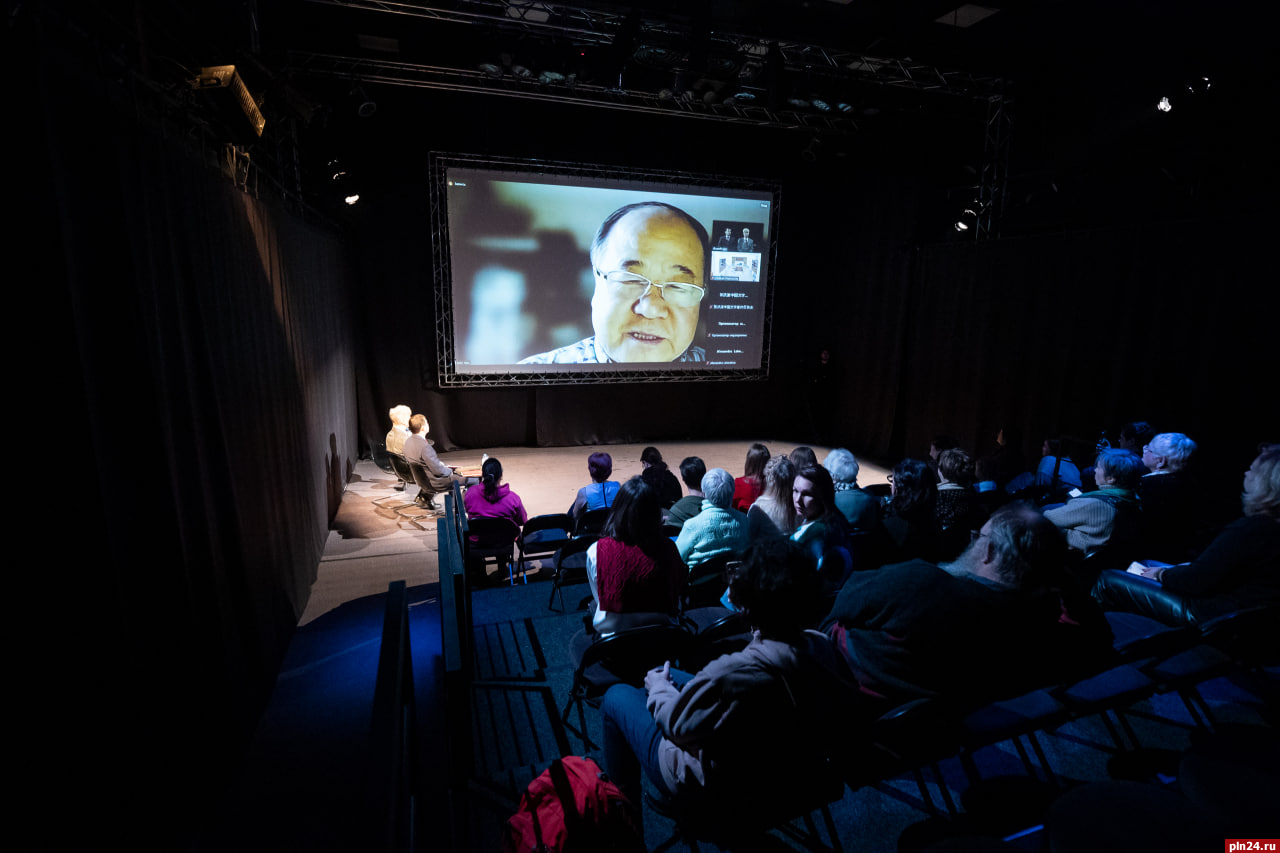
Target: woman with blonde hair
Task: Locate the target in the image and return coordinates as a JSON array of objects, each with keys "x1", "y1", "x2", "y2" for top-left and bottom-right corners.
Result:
[{"x1": 747, "y1": 455, "x2": 797, "y2": 541}]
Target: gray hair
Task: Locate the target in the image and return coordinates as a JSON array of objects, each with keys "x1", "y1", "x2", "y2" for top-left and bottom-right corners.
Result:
[
  {"x1": 986, "y1": 503, "x2": 1066, "y2": 588},
  {"x1": 701, "y1": 467, "x2": 735, "y2": 508},
  {"x1": 388, "y1": 405, "x2": 411, "y2": 426},
  {"x1": 822, "y1": 448, "x2": 860, "y2": 485},
  {"x1": 1149, "y1": 432, "x2": 1197, "y2": 472}
]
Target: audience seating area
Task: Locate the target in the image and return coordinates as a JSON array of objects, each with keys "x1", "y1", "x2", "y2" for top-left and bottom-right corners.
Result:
[{"x1": 428, "y1": 467, "x2": 1279, "y2": 851}]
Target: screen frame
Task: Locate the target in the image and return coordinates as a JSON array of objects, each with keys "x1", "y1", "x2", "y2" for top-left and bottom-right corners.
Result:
[{"x1": 429, "y1": 151, "x2": 780, "y2": 387}]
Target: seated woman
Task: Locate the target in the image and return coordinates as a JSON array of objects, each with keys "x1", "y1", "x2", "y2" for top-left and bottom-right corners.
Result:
[
  {"x1": 677, "y1": 468, "x2": 750, "y2": 569},
  {"x1": 599, "y1": 538, "x2": 846, "y2": 829},
  {"x1": 1005, "y1": 436, "x2": 1082, "y2": 501},
  {"x1": 639, "y1": 446, "x2": 684, "y2": 509},
  {"x1": 1094, "y1": 446, "x2": 1280, "y2": 625},
  {"x1": 823, "y1": 448, "x2": 881, "y2": 532},
  {"x1": 935, "y1": 448, "x2": 989, "y2": 560},
  {"x1": 732, "y1": 443, "x2": 770, "y2": 512},
  {"x1": 747, "y1": 456, "x2": 796, "y2": 542},
  {"x1": 570, "y1": 451, "x2": 621, "y2": 523},
  {"x1": 462, "y1": 457, "x2": 527, "y2": 537},
  {"x1": 585, "y1": 476, "x2": 687, "y2": 637},
  {"x1": 1044, "y1": 449, "x2": 1144, "y2": 555},
  {"x1": 880, "y1": 458, "x2": 943, "y2": 565},
  {"x1": 791, "y1": 464, "x2": 853, "y2": 590}
]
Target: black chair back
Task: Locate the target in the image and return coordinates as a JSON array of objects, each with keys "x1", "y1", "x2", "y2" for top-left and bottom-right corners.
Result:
[
  {"x1": 576, "y1": 507, "x2": 611, "y2": 537},
  {"x1": 518, "y1": 513, "x2": 574, "y2": 575}
]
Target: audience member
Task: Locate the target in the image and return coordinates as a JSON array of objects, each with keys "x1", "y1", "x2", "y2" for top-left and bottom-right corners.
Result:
[
  {"x1": 1043, "y1": 449, "x2": 1144, "y2": 555},
  {"x1": 825, "y1": 504, "x2": 1114, "y2": 711},
  {"x1": 789, "y1": 445, "x2": 819, "y2": 470},
  {"x1": 791, "y1": 464, "x2": 853, "y2": 590},
  {"x1": 402, "y1": 414, "x2": 475, "y2": 509},
  {"x1": 1006, "y1": 436, "x2": 1082, "y2": 498},
  {"x1": 1116, "y1": 421, "x2": 1157, "y2": 453},
  {"x1": 584, "y1": 477, "x2": 687, "y2": 636},
  {"x1": 462, "y1": 457, "x2": 527, "y2": 540},
  {"x1": 570, "y1": 451, "x2": 621, "y2": 522},
  {"x1": 1138, "y1": 432, "x2": 1206, "y2": 561},
  {"x1": 881, "y1": 458, "x2": 943, "y2": 564},
  {"x1": 732, "y1": 443, "x2": 770, "y2": 511},
  {"x1": 664, "y1": 456, "x2": 707, "y2": 530},
  {"x1": 981, "y1": 426, "x2": 1026, "y2": 490},
  {"x1": 639, "y1": 446, "x2": 683, "y2": 509},
  {"x1": 677, "y1": 468, "x2": 750, "y2": 568},
  {"x1": 1095, "y1": 445, "x2": 1280, "y2": 624},
  {"x1": 931, "y1": 448, "x2": 988, "y2": 535},
  {"x1": 823, "y1": 448, "x2": 881, "y2": 531},
  {"x1": 600, "y1": 538, "x2": 847, "y2": 824},
  {"x1": 747, "y1": 455, "x2": 797, "y2": 542}
]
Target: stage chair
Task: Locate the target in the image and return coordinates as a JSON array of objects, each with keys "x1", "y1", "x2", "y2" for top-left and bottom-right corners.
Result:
[
  {"x1": 465, "y1": 517, "x2": 522, "y2": 586},
  {"x1": 561, "y1": 621, "x2": 693, "y2": 749},
  {"x1": 516, "y1": 513, "x2": 573, "y2": 577},
  {"x1": 683, "y1": 552, "x2": 738, "y2": 611},
  {"x1": 547, "y1": 535, "x2": 598, "y2": 612},
  {"x1": 575, "y1": 507, "x2": 610, "y2": 537}
]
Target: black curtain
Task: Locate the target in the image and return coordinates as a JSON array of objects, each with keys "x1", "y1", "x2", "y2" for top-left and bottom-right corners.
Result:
[{"x1": 30, "y1": 18, "x2": 356, "y2": 844}]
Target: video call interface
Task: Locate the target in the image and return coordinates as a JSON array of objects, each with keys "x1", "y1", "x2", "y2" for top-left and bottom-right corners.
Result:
[{"x1": 443, "y1": 163, "x2": 775, "y2": 375}]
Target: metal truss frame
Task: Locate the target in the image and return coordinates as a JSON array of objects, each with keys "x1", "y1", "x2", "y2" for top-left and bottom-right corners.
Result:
[
  {"x1": 427, "y1": 151, "x2": 777, "y2": 388},
  {"x1": 975, "y1": 86, "x2": 1012, "y2": 241}
]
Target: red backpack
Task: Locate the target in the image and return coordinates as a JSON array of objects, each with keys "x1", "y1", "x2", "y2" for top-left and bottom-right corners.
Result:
[{"x1": 502, "y1": 756, "x2": 645, "y2": 853}]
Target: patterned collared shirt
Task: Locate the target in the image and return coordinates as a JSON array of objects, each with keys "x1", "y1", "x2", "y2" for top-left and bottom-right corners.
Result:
[{"x1": 518, "y1": 336, "x2": 706, "y2": 365}]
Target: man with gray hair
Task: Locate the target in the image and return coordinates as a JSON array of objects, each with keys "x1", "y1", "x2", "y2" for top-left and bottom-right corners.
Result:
[
  {"x1": 1139, "y1": 432, "x2": 1206, "y2": 561},
  {"x1": 385, "y1": 404, "x2": 412, "y2": 490},
  {"x1": 823, "y1": 448, "x2": 881, "y2": 531},
  {"x1": 675, "y1": 467, "x2": 750, "y2": 568},
  {"x1": 824, "y1": 503, "x2": 1112, "y2": 709}
]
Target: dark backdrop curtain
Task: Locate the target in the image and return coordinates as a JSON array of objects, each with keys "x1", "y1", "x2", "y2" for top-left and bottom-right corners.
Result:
[{"x1": 31, "y1": 21, "x2": 356, "y2": 844}]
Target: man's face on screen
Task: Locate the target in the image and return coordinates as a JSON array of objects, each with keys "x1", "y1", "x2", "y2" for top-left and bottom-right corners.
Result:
[{"x1": 590, "y1": 207, "x2": 703, "y2": 363}]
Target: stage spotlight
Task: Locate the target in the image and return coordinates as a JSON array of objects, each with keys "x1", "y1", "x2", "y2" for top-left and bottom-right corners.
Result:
[
  {"x1": 953, "y1": 207, "x2": 979, "y2": 232},
  {"x1": 539, "y1": 70, "x2": 566, "y2": 84},
  {"x1": 351, "y1": 85, "x2": 376, "y2": 118},
  {"x1": 511, "y1": 64, "x2": 531, "y2": 78},
  {"x1": 811, "y1": 98, "x2": 830, "y2": 112},
  {"x1": 479, "y1": 62, "x2": 503, "y2": 77},
  {"x1": 345, "y1": 194, "x2": 360, "y2": 205},
  {"x1": 1157, "y1": 96, "x2": 1172, "y2": 112}
]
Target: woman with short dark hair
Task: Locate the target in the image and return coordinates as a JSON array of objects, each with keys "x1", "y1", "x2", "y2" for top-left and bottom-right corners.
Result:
[{"x1": 570, "y1": 451, "x2": 621, "y2": 522}]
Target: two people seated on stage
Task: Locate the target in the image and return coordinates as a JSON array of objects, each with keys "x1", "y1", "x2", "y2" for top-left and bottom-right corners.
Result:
[
  {"x1": 570, "y1": 452, "x2": 621, "y2": 524},
  {"x1": 663, "y1": 456, "x2": 706, "y2": 531},
  {"x1": 462, "y1": 457, "x2": 527, "y2": 543},
  {"x1": 1094, "y1": 444, "x2": 1280, "y2": 626},
  {"x1": 582, "y1": 477, "x2": 687, "y2": 638},
  {"x1": 402, "y1": 413, "x2": 477, "y2": 509},
  {"x1": 599, "y1": 538, "x2": 846, "y2": 829},
  {"x1": 824, "y1": 503, "x2": 1114, "y2": 716},
  {"x1": 676, "y1": 468, "x2": 749, "y2": 570}
]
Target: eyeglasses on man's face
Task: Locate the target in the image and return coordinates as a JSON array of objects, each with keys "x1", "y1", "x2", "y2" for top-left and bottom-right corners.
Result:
[{"x1": 595, "y1": 269, "x2": 706, "y2": 308}]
